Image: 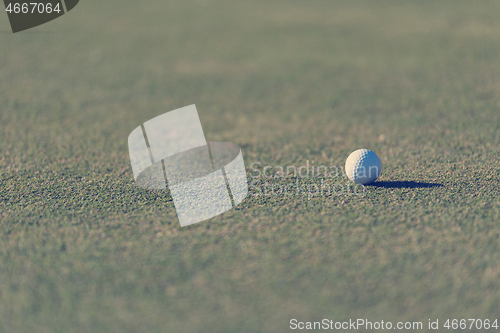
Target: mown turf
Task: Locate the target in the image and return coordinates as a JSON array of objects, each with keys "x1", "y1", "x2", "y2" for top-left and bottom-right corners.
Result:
[{"x1": 1, "y1": 0, "x2": 500, "y2": 332}]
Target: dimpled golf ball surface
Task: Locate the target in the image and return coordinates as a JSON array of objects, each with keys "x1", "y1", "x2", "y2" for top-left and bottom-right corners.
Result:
[{"x1": 345, "y1": 149, "x2": 382, "y2": 185}]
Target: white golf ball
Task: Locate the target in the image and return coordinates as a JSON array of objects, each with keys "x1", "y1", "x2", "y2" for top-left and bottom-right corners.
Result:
[{"x1": 345, "y1": 149, "x2": 382, "y2": 185}]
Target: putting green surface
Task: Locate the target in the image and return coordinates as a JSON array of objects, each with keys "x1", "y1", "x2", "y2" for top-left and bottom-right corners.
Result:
[{"x1": 1, "y1": 1, "x2": 500, "y2": 331}]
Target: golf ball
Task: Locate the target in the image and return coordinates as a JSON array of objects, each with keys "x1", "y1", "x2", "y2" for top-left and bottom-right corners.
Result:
[{"x1": 345, "y1": 149, "x2": 382, "y2": 185}]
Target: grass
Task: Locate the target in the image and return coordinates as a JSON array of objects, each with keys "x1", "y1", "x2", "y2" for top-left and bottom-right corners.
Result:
[{"x1": 1, "y1": 0, "x2": 500, "y2": 332}]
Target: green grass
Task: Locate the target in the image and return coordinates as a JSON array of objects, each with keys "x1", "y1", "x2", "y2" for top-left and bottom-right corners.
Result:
[{"x1": 1, "y1": 0, "x2": 500, "y2": 332}]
